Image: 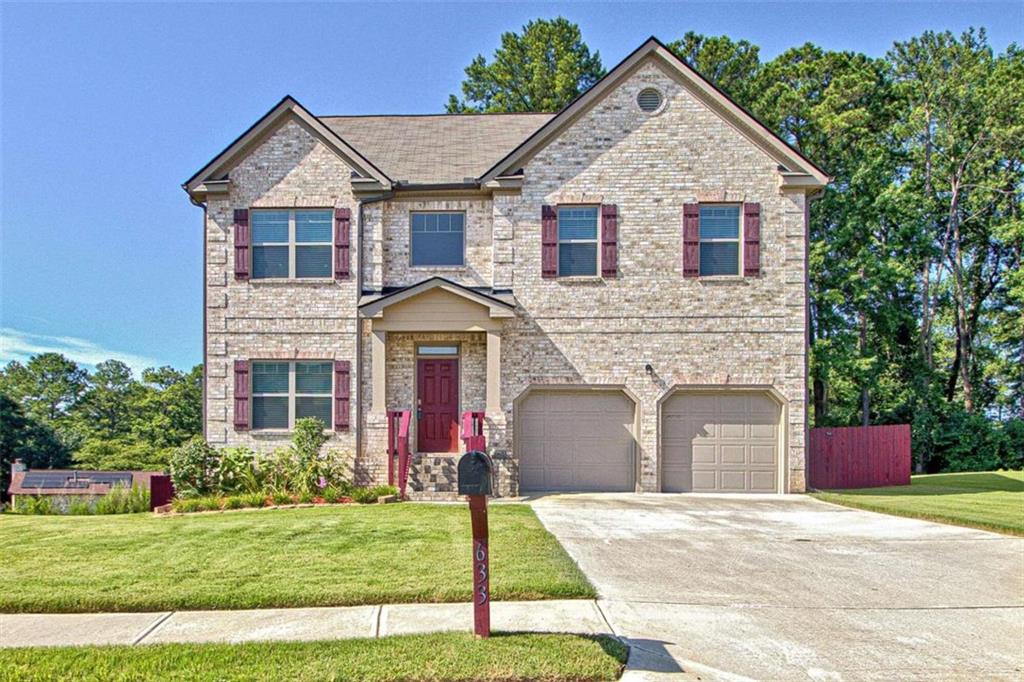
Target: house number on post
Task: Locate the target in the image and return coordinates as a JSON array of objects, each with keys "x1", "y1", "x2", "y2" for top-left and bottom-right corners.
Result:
[{"x1": 458, "y1": 451, "x2": 493, "y2": 638}]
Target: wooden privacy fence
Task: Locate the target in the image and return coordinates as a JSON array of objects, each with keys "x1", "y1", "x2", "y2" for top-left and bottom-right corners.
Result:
[{"x1": 808, "y1": 424, "x2": 911, "y2": 490}]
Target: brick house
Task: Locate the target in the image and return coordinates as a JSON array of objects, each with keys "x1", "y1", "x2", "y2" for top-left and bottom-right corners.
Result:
[{"x1": 184, "y1": 38, "x2": 829, "y2": 498}]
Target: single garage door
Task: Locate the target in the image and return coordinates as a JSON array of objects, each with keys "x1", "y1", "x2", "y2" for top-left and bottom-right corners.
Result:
[
  {"x1": 661, "y1": 391, "x2": 780, "y2": 493},
  {"x1": 518, "y1": 389, "x2": 636, "y2": 492}
]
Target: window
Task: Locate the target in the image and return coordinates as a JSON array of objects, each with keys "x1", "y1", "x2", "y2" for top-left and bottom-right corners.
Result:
[
  {"x1": 557, "y1": 206, "x2": 599, "y2": 276},
  {"x1": 252, "y1": 361, "x2": 332, "y2": 429},
  {"x1": 417, "y1": 345, "x2": 458, "y2": 356},
  {"x1": 699, "y1": 205, "x2": 741, "y2": 276},
  {"x1": 252, "y1": 209, "x2": 332, "y2": 279},
  {"x1": 411, "y1": 212, "x2": 464, "y2": 266}
]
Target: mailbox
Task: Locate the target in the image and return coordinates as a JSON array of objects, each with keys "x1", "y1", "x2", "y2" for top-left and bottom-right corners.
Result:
[{"x1": 458, "y1": 451, "x2": 493, "y2": 497}]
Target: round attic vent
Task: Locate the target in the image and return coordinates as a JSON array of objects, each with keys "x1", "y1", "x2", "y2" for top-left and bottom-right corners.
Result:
[{"x1": 637, "y1": 88, "x2": 663, "y2": 113}]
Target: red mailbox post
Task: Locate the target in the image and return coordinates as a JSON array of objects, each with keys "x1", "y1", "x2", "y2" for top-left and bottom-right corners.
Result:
[{"x1": 458, "y1": 451, "x2": 493, "y2": 638}]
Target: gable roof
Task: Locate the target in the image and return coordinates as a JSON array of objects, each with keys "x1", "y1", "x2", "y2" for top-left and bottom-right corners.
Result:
[
  {"x1": 321, "y1": 114, "x2": 552, "y2": 186},
  {"x1": 183, "y1": 96, "x2": 393, "y2": 195},
  {"x1": 479, "y1": 37, "x2": 830, "y2": 186},
  {"x1": 358, "y1": 277, "x2": 516, "y2": 318}
]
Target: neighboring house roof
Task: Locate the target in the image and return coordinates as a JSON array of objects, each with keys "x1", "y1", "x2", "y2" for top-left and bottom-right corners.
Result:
[
  {"x1": 184, "y1": 36, "x2": 828, "y2": 197},
  {"x1": 481, "y1": 37, "x2": 830, "y2": 186},
  {"x1": 8, "y1": 469, "x2": 161, "y2": 497},
  {"x1": 320, "y1": 114, "x2": 553, "y2": 186}
]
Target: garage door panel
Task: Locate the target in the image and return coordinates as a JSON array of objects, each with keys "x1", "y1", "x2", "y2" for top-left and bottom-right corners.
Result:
[
  {"x1": 662, "y1": 391, "x2": 781, "y2": 493},
  {"x1": 518, "y1": 389, "x2": 635, "y2": 493}
]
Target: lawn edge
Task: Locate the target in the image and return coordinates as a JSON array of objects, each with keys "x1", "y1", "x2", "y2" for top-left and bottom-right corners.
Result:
[{"x1": 807, "y1": 493, "x2": 1024, "y2": 537}]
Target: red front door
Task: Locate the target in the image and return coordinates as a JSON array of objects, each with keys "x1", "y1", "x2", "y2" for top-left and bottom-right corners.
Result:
[{"x1": 417, "y1": 358, "x2": 459, "y2": 452}]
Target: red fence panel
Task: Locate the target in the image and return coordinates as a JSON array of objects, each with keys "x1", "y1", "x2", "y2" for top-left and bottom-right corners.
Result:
[
  {"x1": 808, "y1": 424, "x2": 911, "y2": 490},
  {"x1": 149, "y1": 475, "x2": 175, "y2": 510}
]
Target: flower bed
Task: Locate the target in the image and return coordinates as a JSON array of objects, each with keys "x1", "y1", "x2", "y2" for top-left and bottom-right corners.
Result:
[{"x1": 169, "y1": 485, "x2": 398, "y2": 514}]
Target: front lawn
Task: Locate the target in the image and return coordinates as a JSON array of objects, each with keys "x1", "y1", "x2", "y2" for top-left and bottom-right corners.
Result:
[
  {"x1": 0, "y1": 633, "x2": 628, "y2": 682},
  {"x1": 811, "y1": 470, "x2": 1024, "y2": 535},
  {"x1": 0, "y1": 504, "x2": 594, "y2": 613}
]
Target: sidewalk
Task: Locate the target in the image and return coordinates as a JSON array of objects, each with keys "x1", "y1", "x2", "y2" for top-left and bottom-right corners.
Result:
[{"x1": 0, "y1": 600, "x2": 611, "y2": 648}]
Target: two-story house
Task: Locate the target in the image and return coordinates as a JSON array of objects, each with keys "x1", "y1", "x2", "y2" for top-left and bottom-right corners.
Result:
[{"x1": 184, "y1": 37, "x2": 829, "y2": 498}]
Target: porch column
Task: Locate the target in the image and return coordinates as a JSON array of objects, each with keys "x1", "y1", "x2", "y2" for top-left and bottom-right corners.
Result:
[
  {"x1": 371, "y1": 329, "x2": 386, "y2": 414},
  {"x1": 486, "y1": 330, "x2": 501, "y2": 414}
]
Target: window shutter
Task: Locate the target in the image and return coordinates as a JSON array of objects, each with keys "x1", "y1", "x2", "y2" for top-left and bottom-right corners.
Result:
[
  {"x1": 233, "y1": 360, "x2": 249, "y2": 431},
  {"x1": 743, "y1": 202, "x2": 761, "y2": 277},
  {"x1": 233, "y1": 209, "x2": 250, "y2": 281},
  {"x1": 334, "y1": 360, "x2": 351, "y2": 431},
  {"x1": 601, "y1": 204, "x2": 618, "y2": 278},
  {"x1": 334, "y1": 207, "x2": 351, "y2": 280},
  {"x1": 682, "y1": 204, "x2": 700, "y2": 278},
  {"x1": 541, "y1": 205, "x2": 557, "y2": 278}
]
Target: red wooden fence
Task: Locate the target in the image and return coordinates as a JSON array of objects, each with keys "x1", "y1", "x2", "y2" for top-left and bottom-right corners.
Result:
[
  {"x1": 149, "y1": 475, "x2": 175, "y2": 510},
  {"x1": 808, "y1": 424, "x2": 911, "y2": 490}
]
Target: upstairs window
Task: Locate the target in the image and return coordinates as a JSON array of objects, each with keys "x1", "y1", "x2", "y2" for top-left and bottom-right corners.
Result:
[
  {"x1": 251, "y1": 209, "x2": 332, "y2": 279},
  {"x1": 252, "y1": 361, "x2": 332, "y2": 429},
  {"x1": 411, "y1": 212, "x2": 465, "y2": 266},
  {"x1": 699, "y1": 205, "x2": 741, "y2": 276},
  {"x1": 557, "y1": 206, "x2": 598, "y2": 276}
]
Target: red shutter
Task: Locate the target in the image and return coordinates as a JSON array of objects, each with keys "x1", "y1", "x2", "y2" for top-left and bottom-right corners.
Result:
[
  {"x1": 682, "y1": 204, "x2": 700, "y2": 278},
  {"x1": 233, "y1": 209, "x2": 250, "y2": 281},
  {"x1": 233, "y1": 360, "x2": 249, "y2": 431},
  {"x1": 334, "y1": 360, "x2": 351, "y2": 431},
  {"x1": 743, "y1": 202, "x2": 761, "y2": 277},
  {"x1": 541, "y1": 205, "x2": 558, "y2": 278},
  {"x1": 334, "y1": 207, "x2": 351, "y2": 280},
  {"x1": 601, "y1": 204, "x2": 618, "y2": 278}
]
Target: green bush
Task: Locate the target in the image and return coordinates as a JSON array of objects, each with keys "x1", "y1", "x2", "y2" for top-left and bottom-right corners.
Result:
[
  {"x1": 996, "y1": 419, "x2": 1024, "y2": 470},
  {"x1": 172, "y1": 497, "x2": 203, "y2": 513},
  {"x1": 93, "y1": 485, "x2": 150, "y2": 514},
  {"x1": 216, "y1": 447, "x2": 263, "y2": 494},
  {"x1": 67, "y1": 499, "x2": 93, "y2": 515},
  {"x1": 14, "y1": 496, "x2": 54, "y2": 515},
  {"x1": 72, "y1": 438, "x2": 171, "y2": 472},
  {"x1": 351, "y1": 485, "x2": 399, "y2": 504},
  {"x1": 197, "y1": 496, "x2": 223, "y2": 512},
  {"x1": 169, "y1": 437, "x2": 218, "y2": 497},
  {"x1": 271, "y1": 491, "x2": 293, "y2": 506}
]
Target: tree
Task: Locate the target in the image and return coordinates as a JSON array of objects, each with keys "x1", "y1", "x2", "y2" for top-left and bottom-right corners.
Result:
[
  {"x1": 665, "y1": 32, "x2": 761, "y2": 104},
  {"x1": 446, "y1": 17, "x2": 604, "y2": 113},
  {"x1": 0, "y1": 393, "x2": 70, "y2": 500},
  {"x1": 71, "y1": 360, "x2": 142, "y2": 440},
  {"x1": 0, "y1": 353, "x2": 88, "y2": 425}
]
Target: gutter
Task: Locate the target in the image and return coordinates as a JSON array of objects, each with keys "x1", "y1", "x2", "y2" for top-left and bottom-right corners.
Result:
[
  {"x1": 803, "y1": 187, "x2": 826, "y2": 490},
  {"x1": 185, "y1": 189, "x2": 209, "y2": 442}
]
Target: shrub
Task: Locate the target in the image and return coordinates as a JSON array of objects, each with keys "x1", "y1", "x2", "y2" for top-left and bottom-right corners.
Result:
[
  {"x1": 197, "y1": 496, "x2": 224, "y2": 512},
  {"x1": 67, "y1": 498, "x2": 93, "y2": 515},
  {"x1": 351, "y1": 485, "x2": 399, "y2": 504},
  {"x1": 216, "y1": 447, "x2": 262, "y2": 494},
  {"x1": 14, "y1": 496, "x2": 54, "y2": 515},
  {"x1": 94, "y1": 484, "x2": 150, "y2": 514},
  {"x1": 172, "y1": 497, "x2": 203, "y2": 513},
  {"x1": 169, "y1": 437, "x2": 218, "y2": 497},
  {"x1": 271, "y1": 491, "x2": 292, "y2": 506},
  {"x1": 240, "y1": 492, "x2": 267, "y2": 508},
  {"x1": 996, "y1": 418, "x2": 1024, "y2": 470}
]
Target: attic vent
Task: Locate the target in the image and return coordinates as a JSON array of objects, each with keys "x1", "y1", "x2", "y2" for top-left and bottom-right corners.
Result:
[{"x1": 637, "y1": 88, "x2": 663, "y2": 113}]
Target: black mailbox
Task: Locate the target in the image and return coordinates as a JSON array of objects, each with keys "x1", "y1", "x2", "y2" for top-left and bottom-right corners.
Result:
[{"x1": 458, "y1": 451, "x2": 493, "y2": 496}]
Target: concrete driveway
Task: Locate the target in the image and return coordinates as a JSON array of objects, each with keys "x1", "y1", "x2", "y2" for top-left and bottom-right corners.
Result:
[{"x1": 531, "y1": 493, "x2": 1024, "y2": 681}]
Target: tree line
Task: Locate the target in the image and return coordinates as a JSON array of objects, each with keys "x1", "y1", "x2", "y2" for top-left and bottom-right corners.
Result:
[
  {"x1": 0, "y1": 353, "x2": 202, "y2": 496},
  {"x1": 449, "y1": 19, "x2": 1023, "y2": 471}
]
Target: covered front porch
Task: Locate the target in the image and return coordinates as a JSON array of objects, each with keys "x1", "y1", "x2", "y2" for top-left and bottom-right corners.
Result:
[{"x1": 358, "y1": 278, "x2": 516, "y2": 498}]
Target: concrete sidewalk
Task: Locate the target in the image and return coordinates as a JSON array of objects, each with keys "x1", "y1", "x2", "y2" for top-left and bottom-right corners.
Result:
[{"x1": 0, "y1": 599, "x2": 611, "y2": 648}]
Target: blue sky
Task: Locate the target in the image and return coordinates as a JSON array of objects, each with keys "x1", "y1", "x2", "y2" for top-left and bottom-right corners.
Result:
[{"x1": 2, "y1": 1, "x2": 1020, "y2": 373}]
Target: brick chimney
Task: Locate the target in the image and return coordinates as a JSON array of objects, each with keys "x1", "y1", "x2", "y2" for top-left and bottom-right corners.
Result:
[{"x1": 12, "y1": 459, "x2": 27, "y2": 474}]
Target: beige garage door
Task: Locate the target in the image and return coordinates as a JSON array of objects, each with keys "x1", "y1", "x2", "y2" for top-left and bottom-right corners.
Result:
[
  {"x1": 518, "y1": 389, "x2": 636, "y2": 492},
  {"x1": 661, "y1": 391, "x2": 780, "y2": 493}
]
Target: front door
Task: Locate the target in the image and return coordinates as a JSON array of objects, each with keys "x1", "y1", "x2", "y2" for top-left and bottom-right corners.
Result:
[{"x1": 417, "y1": 358, "x2": 459, "y2": 452}]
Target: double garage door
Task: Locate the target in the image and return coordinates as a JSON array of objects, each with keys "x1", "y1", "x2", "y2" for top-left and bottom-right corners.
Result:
[{"x1": 517, "y1": 388, "x2": 780, "y2": 494}]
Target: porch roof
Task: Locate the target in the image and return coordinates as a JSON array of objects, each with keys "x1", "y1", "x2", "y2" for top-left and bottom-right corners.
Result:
[{"x1": 358, "y1": 277, "x2": 516, "y2": 319}]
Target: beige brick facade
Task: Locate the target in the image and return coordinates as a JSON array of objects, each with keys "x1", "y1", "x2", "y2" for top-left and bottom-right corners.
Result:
[{"x1": 199, "y1": 53, "x2": 816, "y2": 497}]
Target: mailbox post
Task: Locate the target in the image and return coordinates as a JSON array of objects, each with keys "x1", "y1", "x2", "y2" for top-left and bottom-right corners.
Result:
[{"x1": 457, "y1": 451, "x2": 493, "y2": 638}]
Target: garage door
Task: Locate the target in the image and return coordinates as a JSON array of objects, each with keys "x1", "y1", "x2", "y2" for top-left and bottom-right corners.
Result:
[
  {"x1": 661, "y1": 391, "x2": 780, "y2": 493},
  {"x1": 518, "y1": 389, "x2": 636, "y2": 492}
]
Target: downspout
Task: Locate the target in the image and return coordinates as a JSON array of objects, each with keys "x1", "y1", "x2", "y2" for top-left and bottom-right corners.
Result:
[
  {"x1": 186, "y1": 189, "x2": 209, "y2": 442},
  {"x1": 804, "y1": 186, "x2": 826, "y2": 491},
  {"x1": 353, "y1": 191, "x2": 394, "y2": 472}
]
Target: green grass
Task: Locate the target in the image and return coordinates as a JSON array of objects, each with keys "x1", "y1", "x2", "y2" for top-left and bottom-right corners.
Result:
[
  {"x1": 811, "y1": 470, "x2": 1024, "y2": 535},
  {"x1": 0, "y1": 504, "x2": 595, "y2": 613},
  {"x1": 0, "y1": 633, "x2": 628, "y2": 682}
]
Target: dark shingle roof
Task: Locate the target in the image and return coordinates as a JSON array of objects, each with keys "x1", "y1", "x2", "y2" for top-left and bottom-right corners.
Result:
[{"x1": 320, "y1": 113, "x2": 554, "y2": 185}]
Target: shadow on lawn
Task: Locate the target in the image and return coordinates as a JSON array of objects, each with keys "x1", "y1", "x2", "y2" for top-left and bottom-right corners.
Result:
[{"x1": 827, "y1": 472, "x2": 1023, "y2": 496}]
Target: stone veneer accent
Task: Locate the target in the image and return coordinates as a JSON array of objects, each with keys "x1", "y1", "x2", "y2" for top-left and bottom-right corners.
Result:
[{"x1": 203, "y1": 59, "x2": 810, "y2": 497}]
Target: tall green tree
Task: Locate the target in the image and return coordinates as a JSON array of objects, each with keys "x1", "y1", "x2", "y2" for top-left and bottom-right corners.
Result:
[
  {"x1": 446, "y1": 17, "x2": 604, "y2": 113},
  {"x1": 0, "y1": 393, "x2": 70, "y2": 500},
  {"x1": 665, "y1": 32, "x2": 761, "y2": 104},
  {"x1": 0, "y1": 353, "x2": 88, "y2": 425}
]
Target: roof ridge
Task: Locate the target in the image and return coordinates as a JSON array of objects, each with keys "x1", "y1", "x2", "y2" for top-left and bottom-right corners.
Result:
[{"x1": 320, "y1": 112, "x2": 554, "y2": 119}]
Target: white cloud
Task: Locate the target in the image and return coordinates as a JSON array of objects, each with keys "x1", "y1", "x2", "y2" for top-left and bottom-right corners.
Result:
[{"x1": 0, "y1": 327, "x2": 162, "y2": 375}]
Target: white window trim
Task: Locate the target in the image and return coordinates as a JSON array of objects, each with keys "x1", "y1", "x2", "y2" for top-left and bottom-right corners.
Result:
[
  {"x1": 252, "y1": 209, "x2": 333, "y2": 280},
  {"x1": 251, "y1": 360, "x2": 333, "y2": 431},
  {"x1": 557, "y1": 205, "x2": 600, "y2": 277},
  {"x1": 409, "y1": 211, "x2": 467, "y2": 268},
  {"x1": 698, "y1": 204, "x2": 743, "y2": 277}
]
